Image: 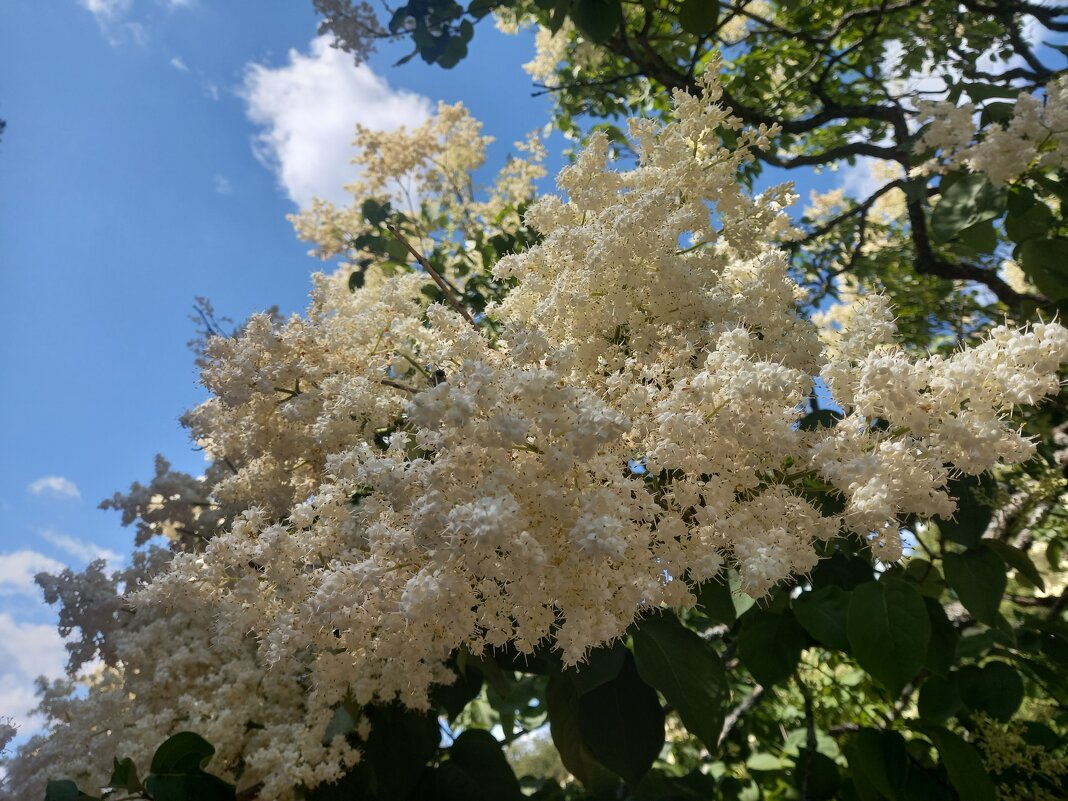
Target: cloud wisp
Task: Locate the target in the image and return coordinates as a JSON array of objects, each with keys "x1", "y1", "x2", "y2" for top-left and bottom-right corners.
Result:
[
  {"x1": 27, "y1": 476, "x2": 80, "y2": 499},
  {"x1": 0, "y1": 551, "x2": 64, "y2": 597},
  {"x1": 41, "y1": 530, "x2": 122, "y2": 566},
  {"x1": 242, "y1": 36, "x2": 431, "y2": 208}
]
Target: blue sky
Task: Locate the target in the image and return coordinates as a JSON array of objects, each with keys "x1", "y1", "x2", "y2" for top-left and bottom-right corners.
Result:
[{"x1": 0, "y1": 0, "x2": 556, "y2": 737}]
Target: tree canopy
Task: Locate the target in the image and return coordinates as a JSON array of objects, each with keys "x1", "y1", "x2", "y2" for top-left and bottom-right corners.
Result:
[{"x1": 5, "y1": 3, "x2": 1068, "y2": 801}]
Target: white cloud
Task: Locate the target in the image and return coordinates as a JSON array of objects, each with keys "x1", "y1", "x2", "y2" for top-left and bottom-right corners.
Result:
[
  {"x1": 213, "y1": 174, "x2": 233, "y2": 195},
  {"x1": 0, "y1": 613, "x2": 67, "y2": 734},
  {"x1": 0, "y1": 551, "x2": 64, "y2": 597},
  {"x1": 79, "y1": 0, "x2": 131, "y2": 21},
  {"x1": 170, "y1": 55, "x2": 189, "y2": 72},
  {"x1": 27, "y1": 475, "x2": 80, "y2": 499},
  {"x1": 242, "y1": 36, "x2": 431, "y2": 208},
  {"x1": 41, "y1": 530, "x2": 122, "y2": 566}
]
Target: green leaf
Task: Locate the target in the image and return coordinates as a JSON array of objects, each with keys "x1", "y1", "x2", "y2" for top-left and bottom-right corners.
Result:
[
  {"x1": 960, "y1": 82, "x2": 1025, "y2": 102},
  {"x1": 108, "y1": 757, "x2": 142, "y2": 792},
  {"x1": 982, "y1": 539, "x2": 1045, "y2": 590},
  {"x1": 314, "y1": 704, "x2": 440, "y2": 801},
  {"x1": 847, "y1": 580, "x2": 930, "y2": 697},
  {"x1": 145, "y1": 773, "x2": 237, "y2": 801},
  {"x1": 935, "y1": 475, "x2": 993, "y2": 548},
  {"x1": 566, "y1": 640, "x2": 626, "y2": 696},
  {"x1": 746, "y1": 752, "x2": 783, "y2": 771},
  {"x1": 794, "y1": 749, "x2": 840, "y2": 801},
  {"x1": 944, "y1": 547, "x2": 1006, "y2": 626},
  {"x1": 952, "y1": 219, "x2": 997, "y2": 255},
  {"x1": 632, "y1": 611, "x2": 730, "y2": 753},
  {"x1": 923, "y1": 597, "x2": 958, "y2": 678},
  {"x1": 843, "y1": 729, "x2": 907, "y2": 801},
  {"x1": 360, "y1": 198, "x2": 391, "y2": 226},
  {"x1": 957, "y1": 661, "x2": 1024, "y2": 721},
  {"x1": 546, "y1": 672, "x2": 618, "y2": 793},
  {"x1": 576, "y1": 653, "x2": 665, "y2": 787},
  {"x1": 905, "y1": 559, "x2": 946, "y2": 598},
  {"x1": 1005, "y1": 196, "x2": 1054, "y2": 245},
  {"x1": 1020, "y1": 238, "x2": 1068, "y2": 300},
  {"x1": 737, "y1": 610, "x2": 807, "y2": 687},
  {"x1": 678, "y1": 0, "x2": 719, "y2": 35},
  {"x1": 923, "y1": 726, "x2": 996, "y2": 801},
  {"x1": 918, "y1": 675, "x2": 962, "y2": 721},
  {"x1": 570, "y1": 0, "x2": 622, "y2": 43},
  {"x1": 695, "y1": 572, "x2": 737, "y2": 626},
  {"x1": 150, "y1": 732, "x2": 216, "y2": 775},
  {"x1": 931, "y1": 173, "x2": 1006, "y2": 244},
  {"x1": 468, "y1": 0, "x2": 500, "y2": 18},
  {"x1": 44, "y1": 781, "x2": 93, "y2": 801},
  {"x1": 980, "y1": 102, "x2": 1014, "y2": 126},
  {"x1": 810, "y1": 550, "x2": 874, "y2": 589},
  {"x1": 793, "y1": 585, "x2": 851, "y2": 652},
  {"x1": 446, "y1": 729, "x2": 523, "y2": 801}
]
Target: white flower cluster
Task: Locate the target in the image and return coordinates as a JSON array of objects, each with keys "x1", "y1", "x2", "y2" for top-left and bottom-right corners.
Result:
[
  {"x1": 8, "y1": 73, "x2": 1067, "y2": 798},
  {"x1": 149, "y1": 74, "x2": 1065, "y2": 716},
  {"x1": 915, "y1": 76, "x2": 1068, "y2": 185}
]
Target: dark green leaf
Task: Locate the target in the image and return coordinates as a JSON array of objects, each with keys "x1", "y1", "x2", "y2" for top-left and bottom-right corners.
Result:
[
  {"x1": 737, "y1": 609, "x2": 806, "y2": 687},
  {"x1": 923, "y1": 597, "x2": 958, "y2": 678},
  {"x1": 961, "y1": 82, "x2": 1026, "y2": 102},
  {"x1": 570, "y1": 0, "x2": 622, "y2": 43},
  {"x1": 1020, "y1": 238, "x2": 1068, "y2": 300},
  {"x1": 810, "y1": 550, "x2": 874, "y2": 590},
  {"x1": 847, "y1": 581, "x2": 930, "y2": 697},
  {"x1": 577, "y1": 653, "x2": 665, "y2": 787},
  {"x1": 431, "y1": 660, "x2": 485, "y2": 720},
  {"x1": 145, "y1": 773, "x2": 236, "y2": 801},
  {"x1": 44, "y1": 782, "x2": 88, "y2": 801},
  {"x1": 566, "y1": 640, "x2": 626, "y2": 696},
  {"x1": 935, "y1": 475, "x2": 993, "y2": 548},
  {"x1": 793, "y1": 585, "x2": 851, "y2": 652},
  {"x1": 678, "y1": 0, "x2": 719, "y2": 35},
  {"x1": 982, "y1": 539, "x2": 1045, "y2": 590},
  {"x1": 695, "y1": 572, "x2": 736, "y2": 626},
  {"x1": 931, "y1": 173, "x2": 1005, "y2": 244},
  {"x1": 1005, "y1": 197, "x2": 1054, "y2": 245},
  {"x1": 952, "y1": 219, "x2": 997, "y2": 254},
  {"x1": 316, "y1": 704, "x2": 440, "y2": 801},
  {"x1": 794, "y1": 749, "x2": 840, "y2": 801},
  {"x1": 798, "y1": 409, "x2": 843, "y2": 431},
  {"x1": 361, "y1": 198, "x2": 391, "y2": 225},
  {"x1": 843, "y1": 729, "x2": 907, "y2": 801},
  {"x1": 944, "y1": 547, "x2": 1006, "y2": 626},
  {"x1": 923, "y1": 726, "x2": 996, "y2": 801},
  {"x1": 150, "y1": 732, "x2": 215, "y2": 775},
  {"x1": 632, "y1": 611, "x2": 730, "y2": 752},
  {"x1": 546, "y1": 672, "x2": 618, "y2": 793},
  {"x1": 447, "y1": 729, "x2": 523, "y2": 801},
  {"x1": 109, "y1": 757, "x2": 142, "y2": 792},
  {"x1": 957, "y1": 661, "x2": 1024, "y2": 721},
  {"x1": 905, "y1": 559, "x2": 945, "y2": 598},
  {"x1": 918, "y1": 674, "x2": 961, "y2": 721}
]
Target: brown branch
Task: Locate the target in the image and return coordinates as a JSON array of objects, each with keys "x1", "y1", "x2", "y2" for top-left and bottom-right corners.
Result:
[
  {"x1": 718, "y1": 684, "x2": 765, "y2": 747},
  {"x1": 386, "y1": 225, "x2": 478, "y2": 328},
  {"x1": 759, "y1": 142, "x2": 905, "y2": 169},
  {"x1": 905, "y1": 198, "x2": 1043, "y2": 307}
]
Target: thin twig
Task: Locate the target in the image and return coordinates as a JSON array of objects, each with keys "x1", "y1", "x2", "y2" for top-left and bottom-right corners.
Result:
[
  {"x1": 380, "y1": 379, "x2": 417, "y2": 394},
  {"x1": 386, "y1": 224, "x2": 478, "y2": 329}
]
